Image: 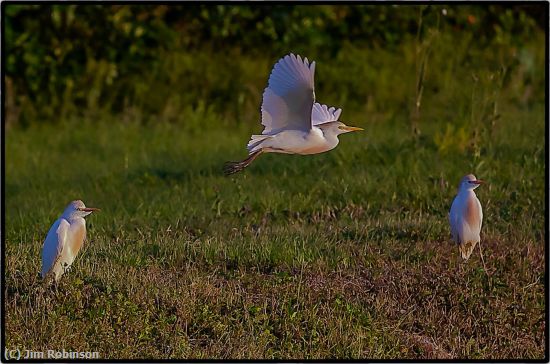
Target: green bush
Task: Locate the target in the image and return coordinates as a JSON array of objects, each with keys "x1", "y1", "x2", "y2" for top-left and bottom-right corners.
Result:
[{"x1": 3, "y1": 4, "x2": 545, "y2": 126}]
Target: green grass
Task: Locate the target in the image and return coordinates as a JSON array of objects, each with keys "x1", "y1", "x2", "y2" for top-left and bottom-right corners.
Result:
[
  {"x1": 4, "y1": 37, "x2": 546, "y2": 359},
  {"x1": 5, "y1": 105, "x2": 545, "y2": 359}
]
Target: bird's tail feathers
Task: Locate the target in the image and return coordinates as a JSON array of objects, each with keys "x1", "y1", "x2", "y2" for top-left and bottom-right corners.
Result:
[{"x1": 247, "y1": 135, "x2": 272, "y2": 153}]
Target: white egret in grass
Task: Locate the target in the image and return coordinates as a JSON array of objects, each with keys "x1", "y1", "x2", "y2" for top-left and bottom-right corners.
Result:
[
  {"x1": 41, "y1": 200, "x2": 100, "y2": 282},
  {"x1": 224, "y1": 53, "x2": 363, "y2": 175},
  {"x1": 449, "y1": 174, "x2": 484, "y2": 260}
]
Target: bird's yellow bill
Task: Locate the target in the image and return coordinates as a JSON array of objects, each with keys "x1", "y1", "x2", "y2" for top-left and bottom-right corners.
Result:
[
  {"x1": 341, "y1": 126, "x2": 364, "y2": 132},
  {"x1": 468, "y1": 179, "x2": 485, "y2": 185},
  {"x1": 79, "y1": 207, "x2": 101, "y2": 212}
]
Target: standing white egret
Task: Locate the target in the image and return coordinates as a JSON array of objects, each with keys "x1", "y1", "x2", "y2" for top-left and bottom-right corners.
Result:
[
  {"x1": 41, "y1": 200, "x2": 100, "y2": 282},
  {"x1": 224, "y1": 53, "x2": 363, "y2": 175},
  {"x1": 449, "y1": 174, "x2": 484, "y2": 260}
]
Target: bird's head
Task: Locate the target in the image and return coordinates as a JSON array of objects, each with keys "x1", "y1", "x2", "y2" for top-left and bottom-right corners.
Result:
[
  {"x1": 321, "y1": 121, "x2": 364, "y2": 136},
  {"x1": 64, "y1": 200, "x2": 100, "y2": 219},
  {"x1": 458, "y1": 174, "x2": 484, "y2": 192}
]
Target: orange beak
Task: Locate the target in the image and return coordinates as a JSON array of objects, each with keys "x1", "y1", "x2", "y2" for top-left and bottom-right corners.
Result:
[
  {"x1": 472, "y1": 180, "x2": 485, "y2": 185},
  {"x1": 79, "y1": 207, "x2": 101, "y2": 212},
  {"x1": 340, "y1": 126, "x2": 364, "y2": 132}
]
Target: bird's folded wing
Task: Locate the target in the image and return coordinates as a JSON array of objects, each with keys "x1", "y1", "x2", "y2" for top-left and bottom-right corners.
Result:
[
  {"x1": 41, "y1": 218, "x2": 69, "y2": 277},
  {"x1": 311, "y1": 102, "x2": 342, "y2": 125},
  {"x1": 261, "y1": 54, "x2": 316, "y2": 134},
  {"x1": 449, "y1": 198, "x2": 460, "y2": 243}
]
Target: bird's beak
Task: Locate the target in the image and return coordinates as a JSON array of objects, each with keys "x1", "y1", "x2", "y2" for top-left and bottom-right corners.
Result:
[
  {"x1": 472, "y1": 180, "x2": 485, "y2": 185},
  {"x1": 340, "y1": 126, "x2": 364, "y2": 132},
  {"x1": 79, "y1": 207, "x2": 101, "y2": 212}
]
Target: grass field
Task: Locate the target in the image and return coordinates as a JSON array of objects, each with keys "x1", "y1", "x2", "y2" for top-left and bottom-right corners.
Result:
[{"x1": 4, "y1": 37, "x2": 546, "y2": 359}]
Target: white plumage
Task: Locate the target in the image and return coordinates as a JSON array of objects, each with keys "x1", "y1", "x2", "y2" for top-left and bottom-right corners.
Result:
[
  {"x1": 311, "y1": 103, "x2": 342, "y2": 126},
  {"x1": 41, "y1": 200, "x2": 100, "y2": 282},
  {"x1": 225, "y1": 53, "x2": 363, "y2": 175},
  {"x1": 449, "y1": 174, "x2": 484, "y2": 260}
]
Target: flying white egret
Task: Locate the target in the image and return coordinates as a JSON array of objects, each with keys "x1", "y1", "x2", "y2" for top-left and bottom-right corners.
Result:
[
  {"x1": 449, "y1": 174, "x2": 484, "y2": 260},
  {"x1": 224, "y1": 53, "x2": 363, "y2": 175},
  {"x1": 41, "y1": 200, "x2": 100, "y2": 282}
]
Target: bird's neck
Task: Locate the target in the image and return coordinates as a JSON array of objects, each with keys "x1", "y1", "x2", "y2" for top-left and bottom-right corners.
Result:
[
  {"x1": 458, "y1": 189, "x2": 476, "y2": 198},
  {"x1": 65, "y1": 214, "x2": 86, "y2": 224},
  {"x1": 317, "y1": 127, "x2": 340, "y2": 147}
]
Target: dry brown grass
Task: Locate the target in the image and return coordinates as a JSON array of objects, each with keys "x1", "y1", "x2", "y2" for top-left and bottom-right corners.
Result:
[{"x1": 5, "y1": 229, "x2": 544, "y2": 359}]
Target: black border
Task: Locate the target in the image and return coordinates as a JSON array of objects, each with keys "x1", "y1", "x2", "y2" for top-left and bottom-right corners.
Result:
[{"x1": 1, "y1": 1, "x2": 548, "y2": 363}]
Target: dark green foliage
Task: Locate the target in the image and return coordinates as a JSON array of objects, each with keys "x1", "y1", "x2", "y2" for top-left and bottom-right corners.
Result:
[{"x1": 4, "y1": 4, "x2": 544, "y2": 126}]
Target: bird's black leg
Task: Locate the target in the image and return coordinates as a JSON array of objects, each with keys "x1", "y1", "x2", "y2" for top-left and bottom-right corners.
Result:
[{"x1": 224, "y1": 150, "x2": 263, "y2": 175}]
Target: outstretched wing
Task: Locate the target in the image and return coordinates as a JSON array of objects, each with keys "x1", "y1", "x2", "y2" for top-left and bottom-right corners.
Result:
[
  {"x1": 41, "y1": 218, "x2": 69, "y2": 278},
  {"x1": 311, "y1": 102, "x2": 342, "y2": 126},
  {"x1": 260, "y1": 54, "x2": 316, "y2": 134}
]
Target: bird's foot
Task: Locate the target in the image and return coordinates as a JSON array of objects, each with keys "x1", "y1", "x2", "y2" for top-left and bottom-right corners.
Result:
[
  {"x1": 223, "y1": 161, "x2": 246, "y2": 175},
  {"x1": 224, "y1": 150, "x2": 262, "y2": 176}
]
